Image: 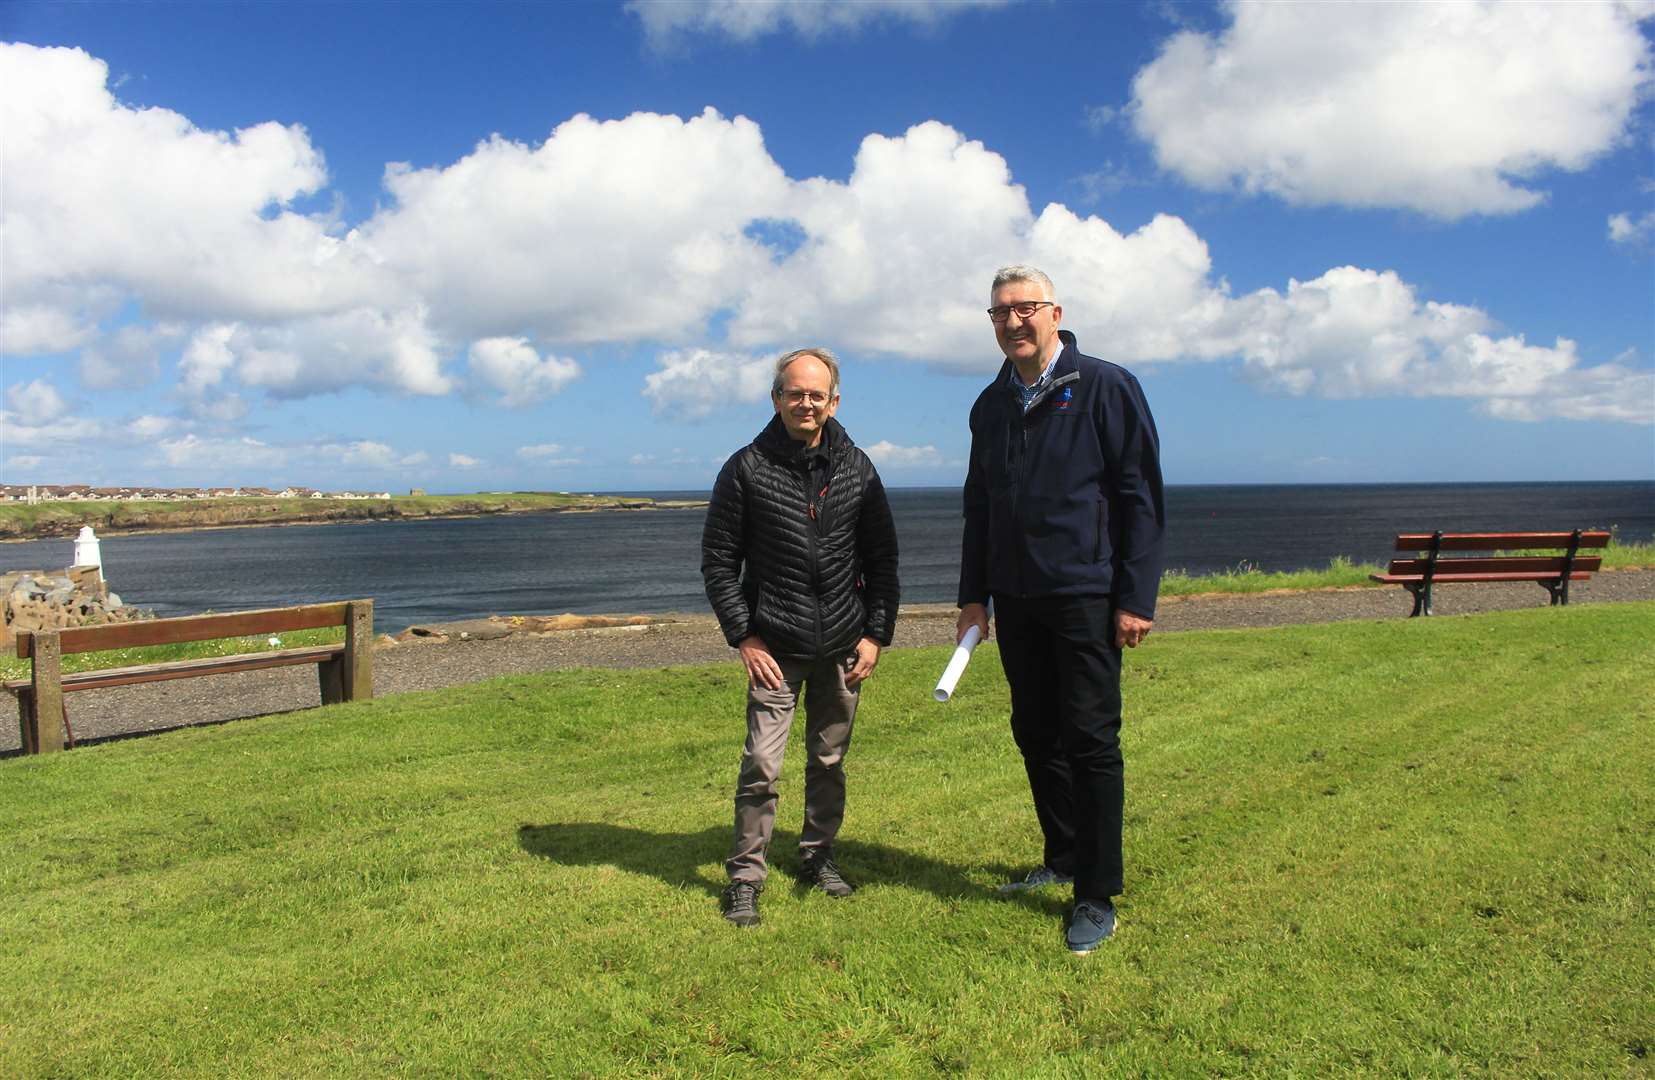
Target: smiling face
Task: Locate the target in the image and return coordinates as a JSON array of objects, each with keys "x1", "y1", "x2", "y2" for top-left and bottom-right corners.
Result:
[
  {"x1": 772, "y1": 353, "x2": 839, "y2": 447},
  {"x1": 992, "y1": 278, "x2": 1063, "y2": 376}
]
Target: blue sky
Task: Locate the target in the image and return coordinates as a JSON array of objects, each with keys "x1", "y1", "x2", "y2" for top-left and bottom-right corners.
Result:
[{"x1": 3, "y1": 0, "x2": 1653, "y2": 493}]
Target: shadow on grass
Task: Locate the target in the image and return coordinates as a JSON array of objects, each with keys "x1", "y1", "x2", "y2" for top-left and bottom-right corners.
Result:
[
  {"x1": 0, "y1": 708, "x2": 303, "y2": 758},
  {"x1": 518, "y1": 821, "x2": 1034, "y2": 908}
]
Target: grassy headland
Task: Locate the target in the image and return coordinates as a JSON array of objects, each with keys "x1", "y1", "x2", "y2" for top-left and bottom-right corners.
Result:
[
  {"x1": 2, "y1": 604, "x2": 1651, "y2": 1075},
  {"x1": 0, "y1": 491, "x2": 703, "y2": 541}
]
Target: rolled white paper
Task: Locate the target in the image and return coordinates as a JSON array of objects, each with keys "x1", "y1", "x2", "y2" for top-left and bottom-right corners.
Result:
[{"x1": 933, "y1": 623, "x2": 985, "y2": 703}]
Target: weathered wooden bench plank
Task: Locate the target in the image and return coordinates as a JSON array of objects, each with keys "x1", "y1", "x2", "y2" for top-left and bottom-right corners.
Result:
[
  {"x1": 14, "y1": 602, "x2": 352, "y2": 658},
  {"x1": 1383, "y1": 556, "x2": 1603, "y2": 577},
  {"x1": 4, "y1": 645, "x2": 346, "y2": 695},
  {"x1": 1391, "y1": 532, "x2": 1610, "y2": 553}
]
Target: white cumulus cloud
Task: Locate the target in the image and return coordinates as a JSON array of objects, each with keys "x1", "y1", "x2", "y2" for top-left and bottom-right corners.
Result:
[
  {"x1": 1608, "y1": 209, "x2": 1655, "y2": 247},
  {"x1": 1207, "y1": 267, "x2": 1652, "y2": 422},
  {"x1": 360, "y1": 109, "x2": 790, "y2": 347},
  {"x1": 643, "y1": 348, "x2": 775, "y2": 419},
  {"x1": 5, "y1": 379, "x2": 70, "y2": 423},
  {"x1": 864, "y1": 441, "x2": 944, "y2": 467},
  {"x1": 467, "y1": 338, "x2": 581, "y2": 406},
  {"x1": 79, "y1": 322, "x2": 187, "y2": 390},
  {"x1": 448, "y1": 453, "x2": 481, "y2": 468},
  {"x1": 1, "y1": 43, "x2": 395, "y2": 340},
  {"x1": 5, "y1": 41, "x2": 1647, "y2": 431},
  {"x1": 126, "y1": 415, "x2": 178, "y2": 440},
  {"x1": 323, "y1": 440, "x2": 399, "y2": 468},
  {"x1": 517, "y1": 443, "x2": 583, "y2": 464},
  {"x1": 156, "y1": 434, "x2": 281, "y2": 470},
  {"x1": 626, "y1": 0, "x2": 1010, "y2": 46},
  {"x1": 1129, "y1": 2, "x2": 1655, "y2": 218}
]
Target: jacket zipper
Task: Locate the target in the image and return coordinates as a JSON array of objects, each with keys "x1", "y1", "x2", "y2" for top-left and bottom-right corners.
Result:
[
  {"x1": 1010, "y1": 371, "x2": 1081, "y2": 597},
  {"x1": 802, "y1": 455, "x2": 833, "y2": 654},
  {"x1": 1010, "y1": 385, "x2": 1028, "y2": 597}
]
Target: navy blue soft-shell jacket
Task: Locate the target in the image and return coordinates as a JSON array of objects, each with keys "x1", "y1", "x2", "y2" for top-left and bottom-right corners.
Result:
[{"x1": 958, "y1": 330, "x2": 1166, "y2": 620}]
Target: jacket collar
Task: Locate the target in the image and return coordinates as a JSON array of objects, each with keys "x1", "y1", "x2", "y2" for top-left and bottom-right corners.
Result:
[
  {"x1": 754, "y1": 413, "x2": 849, "y2": 464},
  {"x1": 998, "y1": 330, "x2": 1079, "y2": 392}
]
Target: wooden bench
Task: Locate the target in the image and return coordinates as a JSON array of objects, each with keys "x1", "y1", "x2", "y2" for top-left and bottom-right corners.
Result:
[
  {"x1": 1370, "y1": 531, "x2": 1608, "y2": 617},
  {"x1": 5, "y1": 600, "x2": 373, "y2": 755}
]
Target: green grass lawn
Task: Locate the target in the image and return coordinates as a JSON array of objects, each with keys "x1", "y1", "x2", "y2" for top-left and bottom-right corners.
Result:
[{"x1": 2, "y1": 605, "x2": 1652, "y2": 1077}]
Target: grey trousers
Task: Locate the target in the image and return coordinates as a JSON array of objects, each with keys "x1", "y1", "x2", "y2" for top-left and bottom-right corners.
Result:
[{"x1": 727, "y1": 653, "x2": 859, "y2": 884}]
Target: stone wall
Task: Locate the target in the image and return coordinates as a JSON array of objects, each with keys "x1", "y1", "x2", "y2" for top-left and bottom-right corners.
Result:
[{"x1": 1, "y1": 565, "x2": 148, "y2": 649}]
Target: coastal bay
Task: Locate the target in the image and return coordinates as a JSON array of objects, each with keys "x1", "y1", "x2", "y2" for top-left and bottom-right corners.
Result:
[{"x1": 2, "y1": 482, "x2": 1649, "y2": 634}]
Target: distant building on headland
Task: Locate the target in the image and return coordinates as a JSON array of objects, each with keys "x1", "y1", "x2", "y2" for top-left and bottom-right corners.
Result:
[{"x1": 0, "y1": 484, "x2": 392, "y2": 503}]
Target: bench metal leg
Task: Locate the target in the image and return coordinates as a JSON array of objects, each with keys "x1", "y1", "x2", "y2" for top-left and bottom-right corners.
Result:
[
  {"x1": 1405, "y1": 582, "x2": 1434, "y2": 617},
  {"x1": 1541, "y1": 579, "x2": 1570, "y2": 606}
]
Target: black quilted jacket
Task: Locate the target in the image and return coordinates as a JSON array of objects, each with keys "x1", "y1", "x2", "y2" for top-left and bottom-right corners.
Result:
[{"x1": 701, "y1": 415, "x2": 899, "y2": 661}]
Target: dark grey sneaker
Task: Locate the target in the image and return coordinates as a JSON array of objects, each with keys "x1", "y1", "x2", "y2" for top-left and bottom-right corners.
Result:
[
  {"x1": 800, "y1": 855, "x2": 855, "y2": 897},
  {"x1": 997, "y1": 865, "x2": 1074, "y2": 896},
  {"x1": 1065, "y1": 899, "x2": 1116, "y2": 954},
  {"x1": 721, "y1": 881, "x2": 761, "y2": 927}
]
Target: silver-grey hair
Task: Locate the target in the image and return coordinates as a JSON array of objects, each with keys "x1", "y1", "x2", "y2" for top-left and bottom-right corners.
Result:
[
  {"x1": 772, "y1": 347, "x2": 841, "y2": 398},
  {"x1": 991, "y1": 264, "x2": 1057, "y2": 303}
]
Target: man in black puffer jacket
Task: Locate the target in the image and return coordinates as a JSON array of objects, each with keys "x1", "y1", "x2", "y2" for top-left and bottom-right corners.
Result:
[{"x1": 701, "y1": 347, "x2": 899, "y2": 927}]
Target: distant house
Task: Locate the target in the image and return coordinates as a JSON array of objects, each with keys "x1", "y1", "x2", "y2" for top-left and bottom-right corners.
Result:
[{"x1": 2, "y1": 482, "x2": 397, "y2": 503}]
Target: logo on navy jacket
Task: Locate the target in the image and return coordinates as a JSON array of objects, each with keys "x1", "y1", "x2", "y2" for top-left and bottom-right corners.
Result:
[{"x1": 1056, "y1": 386, "x2": 1073, "y2": 409}]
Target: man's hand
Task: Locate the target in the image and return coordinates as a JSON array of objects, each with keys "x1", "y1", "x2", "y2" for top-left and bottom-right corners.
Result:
[
  {"x1": 738, "y1": 634, "x2": 784, "y2": 690},
  {"x1": 957, "y1": 602, "x2": 990, "y2": 644},
  {"x1": 1115, "y1": 610, "x2": 1153, "y2": 649},
  {"x1": 845, "y1": 637, "x2": 881, "y2": 689}
]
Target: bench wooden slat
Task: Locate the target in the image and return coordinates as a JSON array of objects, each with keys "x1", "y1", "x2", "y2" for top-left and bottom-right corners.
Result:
[
  {"x1": 1371, "y1": 571, "x2": 1596, "y2": 585},
  {"x1": 1383, "y1": 556, "x2": 1603, "y2": 576},
  {"x1": 16, "y1": 601, "x2": 355, "y2": 659},
  {"x1": 4, "y1": 645, "x2": 345, "y2": 694},
  {"x1": 1393, "y1": 531, "x2": 1610, "y2": 552}
]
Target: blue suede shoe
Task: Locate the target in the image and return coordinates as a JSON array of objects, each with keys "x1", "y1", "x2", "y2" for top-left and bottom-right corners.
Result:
[
  {"x1": 997, "y1": 865, "x2": 1074, "y2": 896},
  {"x1": 1065, "y1": 899, "x2": 1116, "y2": 954}
]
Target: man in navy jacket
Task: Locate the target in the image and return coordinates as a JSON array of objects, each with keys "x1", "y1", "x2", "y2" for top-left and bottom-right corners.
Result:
[{"x1": 957, "y1": 264, "x2": 1166, "y2": 954}]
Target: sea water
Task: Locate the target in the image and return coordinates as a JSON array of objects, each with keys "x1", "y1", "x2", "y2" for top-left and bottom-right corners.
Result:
[{"x1": 2, "y1": 482, "x2": 1649, "y2": 634}]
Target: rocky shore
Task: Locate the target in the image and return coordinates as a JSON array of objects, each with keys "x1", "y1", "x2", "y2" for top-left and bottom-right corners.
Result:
[{"x1": 4, "y1": 569, "x2": 1651, "y2": 754}]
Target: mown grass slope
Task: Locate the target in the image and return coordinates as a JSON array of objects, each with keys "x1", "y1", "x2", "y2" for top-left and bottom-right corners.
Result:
[{"x1": 2, "y1": 604, "x2": 1651, "y2": 1077}]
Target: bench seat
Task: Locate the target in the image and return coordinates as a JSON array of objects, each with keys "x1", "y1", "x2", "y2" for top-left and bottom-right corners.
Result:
[
  {"x1": 1370, "y1": 570, "x2": 1596, "y2": 585},
  {"x1": 4, "y1": 645, "x2": 346, "y2": 695}
]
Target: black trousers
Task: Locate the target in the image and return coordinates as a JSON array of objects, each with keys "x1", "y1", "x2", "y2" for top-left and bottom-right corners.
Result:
[{"x1": 993, "y1": 593, "x2": 1124, "y2": 901}]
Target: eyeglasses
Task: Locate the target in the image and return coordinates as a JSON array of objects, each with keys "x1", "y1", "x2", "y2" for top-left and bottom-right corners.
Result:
[
  {"x1": 780, "y1": 389, "x2": 833, "y2": 406},
  {"x1": 987, "y1": 300, "x2": 1055, "y2": 323}
]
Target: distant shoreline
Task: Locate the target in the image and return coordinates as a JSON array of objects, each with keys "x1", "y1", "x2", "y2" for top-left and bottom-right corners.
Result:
[{"x1": 0, "y1": 494, "x2": 709, "y2": 544}]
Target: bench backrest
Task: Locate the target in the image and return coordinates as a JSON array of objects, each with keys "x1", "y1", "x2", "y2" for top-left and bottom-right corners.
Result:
[
  {"x1": 1393, "y1": 531, "x2": 1610, "y2": 552},
  {"x1": 16, "y1": 601, "x2": 366, "y2": 659},
  {"x1": 1385, "y1": 531, "x2": 1608, "y2": 578}
]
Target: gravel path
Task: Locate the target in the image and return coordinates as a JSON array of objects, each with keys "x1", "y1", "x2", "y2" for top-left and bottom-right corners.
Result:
[{"x1": 8, "y1": 570, "x2": 1652, "y2": 752}]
